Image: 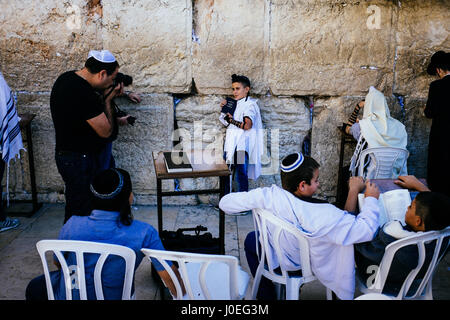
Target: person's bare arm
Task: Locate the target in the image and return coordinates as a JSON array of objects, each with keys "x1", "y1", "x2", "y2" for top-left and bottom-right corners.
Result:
[
  {"x1": 157, "y1": 265, "x2": 186, "y2": 299},
  {"x1": 344, "y1": 176, "x2": 365, "y2": 213},
  {"x1": 86, "y1": 83, "x2": 123, "y2": 138},
  {"x1": 86, "y1": 112, "x2": 113, "y2": 138},
  {"x1": 394, "y1": 175, "x2": 430, "y2": 192}
]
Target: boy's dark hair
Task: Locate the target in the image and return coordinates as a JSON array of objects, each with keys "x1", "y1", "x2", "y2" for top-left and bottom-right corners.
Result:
[
  {"x1": 415, "y1": 192, "x2": 450, "y2": 231},
  {"x1": 90, "y1": 168, "x2": 133, "y2": 226},
  {"x1": 85, "y1": 57, "x2": 119, "y2": 75},
  {"x1": 426, "y1": 51, "x2": 450, "y2": 75},
  {"x1": 280, "y1": 154, "x2": 320, "y2": 194},
  {"x1": 231, "y1": 74, "x2": 251, "y2": 88}
]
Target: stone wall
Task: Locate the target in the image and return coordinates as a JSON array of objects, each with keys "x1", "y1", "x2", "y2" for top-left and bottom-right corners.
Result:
[{"x1": 0, "y1": 0, "x2": 448, "y2": 204}]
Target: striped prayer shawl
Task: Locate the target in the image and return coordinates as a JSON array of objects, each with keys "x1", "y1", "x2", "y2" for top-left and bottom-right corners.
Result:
[{"x1": 0, "y1": 72, "x2": 24, "y2": 164}]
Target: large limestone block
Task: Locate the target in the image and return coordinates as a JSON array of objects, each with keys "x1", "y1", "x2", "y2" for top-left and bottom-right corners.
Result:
[
  {"x1": 403, "y1": 98, "x2": 432, "y2": 178},
  {"x1": 270, "y1": 0, "x2": 396, "y2": 96},
  {"x1": 394, "y1": 0, "x2": 450, "y2": 98},
  {"x1": 102, "y1": 0, "x2": 192, "y2": 93},
  {"x1": 192, "y1": 0, "x2": 268, "y2": 95},
  {"x1": 8, "y1": 94, "x2": 63, "y2": 197},
  {"x1": 0, "y1": 0, "x2": 102, "y2": 92}
]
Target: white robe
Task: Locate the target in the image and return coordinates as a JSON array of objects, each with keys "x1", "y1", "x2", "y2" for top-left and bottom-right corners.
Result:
[
  {"x1": 350, "y1": 86, "x2": 408, "y2": 178},
  {"x1": 223, "y1": 97, "x2": 264, "y2": 180},
  {"x1": 219, "y1": 185, "x2": 380, "y2": 300}
]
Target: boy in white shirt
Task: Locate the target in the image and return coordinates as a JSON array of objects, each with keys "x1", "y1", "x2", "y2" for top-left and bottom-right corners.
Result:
[
  {"x1": 220, "y1": 74, "x2": 264, "y2": 213},
  {"x1": 219, "y1": 152, "x2": 380, "y2": 299}
]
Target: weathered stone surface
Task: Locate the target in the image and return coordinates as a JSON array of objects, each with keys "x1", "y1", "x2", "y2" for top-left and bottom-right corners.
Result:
[
  {"x1": 270, "y1": 0, "x2": 397, "y2": 96},
  {"x1": 0, "y1": 1, "x2": 447, "y2": 205},
  {"x1": 394, "y1": 0, "x2": 450, "y2": 97},
  {"x1": 403, "y1": 98, "x2": 432, "y2": 178},
  {"x1": 192, "y1": 0, "x2": 268, "y2": 95},
  {"x1": 102, "y1": 0, "x2": 192, "y2": 94},
  {"x1": 110, "y1": 94, "x2": 174, "y2": 195},
  {"x1": 0, "y1": 0, "x2": 102, "y2": 92}
]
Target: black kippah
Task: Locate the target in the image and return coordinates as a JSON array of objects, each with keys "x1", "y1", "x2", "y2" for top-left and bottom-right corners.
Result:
[{"x1": 90, "y1": 169, "x2": 124, "y2": 200}]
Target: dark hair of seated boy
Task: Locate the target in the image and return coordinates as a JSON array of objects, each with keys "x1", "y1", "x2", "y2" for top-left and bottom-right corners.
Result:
[
  {"x1": 280, "y1": 153, "x2": 327, "y2": 204},
  {"x1": 354, "y1": 191, "x2": 450, "y2": 296}
]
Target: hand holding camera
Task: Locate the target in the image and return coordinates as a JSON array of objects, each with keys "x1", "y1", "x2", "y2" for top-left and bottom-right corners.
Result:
[{"x1": 107, "y1": 72, "x2": 138, "y2": 126}]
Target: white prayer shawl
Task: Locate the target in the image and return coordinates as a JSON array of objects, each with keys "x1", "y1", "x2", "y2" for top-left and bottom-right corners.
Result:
[
  {"x1": 0, "y1": 72, "x2": 24, "y2": 204},
  {"x1": 219, "y1": 185, "x2": 380, "y2": 300},
  {"x1": 223, "y1": 97, "x2": 264, "y2": 180},
  {"x1": 350, "y1": 86, "x2": 408, "y2": 178}
]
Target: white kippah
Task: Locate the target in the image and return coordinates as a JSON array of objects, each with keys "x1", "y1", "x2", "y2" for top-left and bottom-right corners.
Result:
[
  {"x1": 281, "y1": 152, "x2": 304, "y2": 172},
  {"x1": 88, "y1": 50, "x2": 116, "y2": 63}
]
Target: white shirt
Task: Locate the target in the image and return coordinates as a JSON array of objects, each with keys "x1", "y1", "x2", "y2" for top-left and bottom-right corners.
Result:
[
  {"x1": 219, "y1": 185, "x2": 380, "y2": 300},
  {"x1": 223, "y1": 97, "x2": 264, "y2": 179}
]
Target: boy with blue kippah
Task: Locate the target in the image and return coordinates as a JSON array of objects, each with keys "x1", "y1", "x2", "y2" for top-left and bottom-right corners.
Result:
[{"x1": 219, "y1": 152, "x2": 381, "y2": 299}]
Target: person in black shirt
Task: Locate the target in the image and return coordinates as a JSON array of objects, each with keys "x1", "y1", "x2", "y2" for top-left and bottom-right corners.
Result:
[
  {"x1": 424, "y1": 51, "x2": 450, "y2": 197},
  {"x1": 50, "y1": 50, "x2": 123, "y2": 223}
]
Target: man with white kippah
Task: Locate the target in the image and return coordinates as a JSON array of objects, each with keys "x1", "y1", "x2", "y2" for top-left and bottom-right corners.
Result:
[{"x1": 50, "y1": 49, "x2": 123, "y2": 223}]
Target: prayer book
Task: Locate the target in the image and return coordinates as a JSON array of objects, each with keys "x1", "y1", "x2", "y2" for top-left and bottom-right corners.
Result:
[
  {"x1": 358, "y1": 189, "x2": 411, "y2": 226},
  {"x1": 163, "y1": 152, "x2": 193, "y2": 173},
  {"x1": 219, "y1": 97, "x2": 237, "y2": 126}
]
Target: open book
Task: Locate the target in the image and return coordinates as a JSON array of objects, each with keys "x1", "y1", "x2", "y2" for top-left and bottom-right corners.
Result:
[
  {"x1": 358, "y1": 189, "x2": 411, "y2": 226},
  {"x1": 163, "y1": 152, "x2": 193, "y2": 173}
]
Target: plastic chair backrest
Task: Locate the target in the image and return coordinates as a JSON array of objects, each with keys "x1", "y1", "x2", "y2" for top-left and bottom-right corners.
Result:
[
  {"x1": 368, "y1": 226, "x2": 450, "y2": 300},
  {"x1": 355, "y1": 293, "x2": 393, "y2": 300},
  {"x1": 252, "y1": 208, "x2": 316, "y2": 284},
  {"x1": 141, "y1": 248, "x2": 249, "y2": 300},
  {"x1": 36, "y1": 240, "x2": 136, "y2": 300},
  {"x1": 357, "y1": 147, "x2": 409, "y2": 179}
]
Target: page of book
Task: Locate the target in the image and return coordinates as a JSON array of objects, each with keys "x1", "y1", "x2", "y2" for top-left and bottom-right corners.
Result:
[
  {"x1": 358, "y1": 193, "x2": 388, "y2": 226},
  {"x1": 381, "y1": 189, "x2": 411, "y2": 224},
  {"x1": 358, "y1": 189, "x2": 411, "y2": 226}
]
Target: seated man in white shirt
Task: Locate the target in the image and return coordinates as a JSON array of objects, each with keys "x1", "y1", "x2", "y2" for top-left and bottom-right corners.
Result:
[{"x1": 219, "y1": 152, "x2": 380, "y2": 300}]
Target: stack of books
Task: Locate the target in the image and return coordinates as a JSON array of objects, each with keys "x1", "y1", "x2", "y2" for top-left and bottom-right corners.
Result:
[{"x1": 163, "y1": 151, "x2": 193, "y2": 173}]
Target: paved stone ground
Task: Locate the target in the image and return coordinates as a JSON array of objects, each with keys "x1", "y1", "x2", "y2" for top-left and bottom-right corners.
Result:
[{"x1": 0, "y1": 203, "x2": 448, "y2": 300}]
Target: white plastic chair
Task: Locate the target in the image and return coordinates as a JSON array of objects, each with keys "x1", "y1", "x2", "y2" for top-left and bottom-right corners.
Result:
[
  {"x1": 355, "y1": 293, "x2": 393, "y2": 300},
  {"x1": 251, "y1": 208, "x2": 325, "y2": 300},
  {"x1": 141, "y1": 249, "x2": 250, "y2": 300},
  {"x1": 36, "y1": 240, "x2": 136, "y2": 300},
  {"x1": 357, "y1": 227, "x2": 450, "y2": 300},
  {"x1": 354, "y1": 146, "x2": 409, "y2": 179}
]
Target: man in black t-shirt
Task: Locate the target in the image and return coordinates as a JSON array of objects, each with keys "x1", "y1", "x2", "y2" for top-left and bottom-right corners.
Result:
[{"x1": 50, "y1": 50, "x2": 123, "y2": 223}]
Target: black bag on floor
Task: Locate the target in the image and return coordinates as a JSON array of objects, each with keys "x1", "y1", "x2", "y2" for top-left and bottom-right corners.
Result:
[
  {"x1": 160, "y1": 225, "x2": 220, "y2": 254},
  {"x1": 150, "y1": 225, "x2": 220, "y2": 299}
]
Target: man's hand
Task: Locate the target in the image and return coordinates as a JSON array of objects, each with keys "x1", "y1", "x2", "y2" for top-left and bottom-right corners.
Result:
[
  {"x1": 117, "y1": 115, "x2": 131, "y2": 126},
  {"x1": 105, "y1": 82, "x2": 124, "y2": 103},
  {"x1": 364, "y1": 180, "x2": 380, "y2": 199},
  {"x1": 127, "y1": 92, "x2": 141, "y2": 103},
  {"x1": 394, "y1": 175, "x2": 430, "y2": 192},
  {"x1": 349, "y1": 176, "x2": 365, "y2": 193}
]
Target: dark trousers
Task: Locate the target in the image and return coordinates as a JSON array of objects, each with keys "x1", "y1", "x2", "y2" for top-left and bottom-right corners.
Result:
[
  {"x1": 224, "y1": 150, "x2": 249, "y2": 195},
  {"x1": 55, "y1": 151, "x2": 102, "y2": 224},
  {"x1": 25, "y1": 272, "x2": 57, "y2": 300},
  {"x1": 244, "y1": 231, "x2": 277, "y2": 300}
]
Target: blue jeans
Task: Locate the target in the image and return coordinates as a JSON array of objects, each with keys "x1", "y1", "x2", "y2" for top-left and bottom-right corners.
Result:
[
  {"x1": 224, "y1": 150, "x2": 249, "y2": 195},
  {"x1": 55, "y1": 151, "x2": 103, "y2": 223}
]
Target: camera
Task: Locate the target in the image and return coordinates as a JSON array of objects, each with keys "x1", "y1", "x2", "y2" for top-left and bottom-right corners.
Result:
[{"x1": 114, "y1": 72, "x2": 133, "y2": 87}]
